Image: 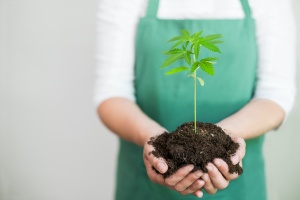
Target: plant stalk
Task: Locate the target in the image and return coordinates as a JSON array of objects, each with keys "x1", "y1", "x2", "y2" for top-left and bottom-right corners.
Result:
[
  {"x1": 194, "y1": 71, "x2": 197, "y2": 133},
  {"x1": 192, "y1": 47, "x2": 197, "y2": 133}
]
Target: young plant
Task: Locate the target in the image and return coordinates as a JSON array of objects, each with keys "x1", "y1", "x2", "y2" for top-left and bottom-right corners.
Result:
[{"x1": 161, "y1": 30, "x2": 223, "y2": 133}]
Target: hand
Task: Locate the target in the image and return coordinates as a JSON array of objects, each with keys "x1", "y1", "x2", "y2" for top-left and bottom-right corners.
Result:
[
  {"x1": 143, "y1": 140, "x2": 205, "y2": 198},
  {"x1": 201, "y1": 131, "x2": 246, "y2": 194}
]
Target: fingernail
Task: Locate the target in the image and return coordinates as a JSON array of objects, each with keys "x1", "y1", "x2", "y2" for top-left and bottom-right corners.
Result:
[
  {"x1": 199, "y1": 180, "x2": 205, "y2": 186},
  {"x1": 206, "y1": 164, "x2": 212, "y2": 171},
  {"x1": 188, "y1": 165, "x2": 194, "y2": 171},
  {"x1": 196, "y1": 171, "x2": 202, "y2": 177},
  {"x1": 158, "y1": 162, "x2": 166, "y2": 172},
  {"x1": 196, "y1": 191, "x2": 203, "y2": 198},
  {"x1": 214, "y1": 159, "x2": 221, "y2": 167},
  {"x1": 202, "y1": 174, "x2": 208, "y2": 181}
]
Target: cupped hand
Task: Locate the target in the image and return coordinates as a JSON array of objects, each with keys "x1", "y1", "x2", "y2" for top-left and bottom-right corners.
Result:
[
  {"x1": 143, "y1": 140, "x2": 205, "y2": 198},
  {"x1": 202, "y1": 131, "x2": 246, "y2": 194},
  {"x1": 226, "y1": 130, "x2": 246, "y2": 166}
]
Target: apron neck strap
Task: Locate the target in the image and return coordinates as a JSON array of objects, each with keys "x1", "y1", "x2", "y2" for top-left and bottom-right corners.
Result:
[
  {"x1": 240, "y1": 0, "x2": 252, "y2": 19},
  {"x1": 145, "y1": 0, "x2": 159, "y2": 18},
  {"x1": 145, "y1": 0, "x2": 252, "y2": 19}
]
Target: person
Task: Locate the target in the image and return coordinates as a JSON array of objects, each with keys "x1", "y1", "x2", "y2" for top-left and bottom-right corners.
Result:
[{"x1": 94, "y1": 0, "x2": 296, "y2": 199}]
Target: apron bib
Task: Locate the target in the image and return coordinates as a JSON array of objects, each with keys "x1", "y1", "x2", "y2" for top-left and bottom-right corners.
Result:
[{"x1": 115, "y1": 0, "x2": 266, "y2": 199}]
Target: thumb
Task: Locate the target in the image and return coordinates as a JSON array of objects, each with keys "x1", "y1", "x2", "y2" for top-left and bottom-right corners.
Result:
[
  {"x1": 155, "y1": 159, "x2": 168, "y2": 174},
  {"x1": 145, "y1": 144, "x2": 168, "y2": 174}
]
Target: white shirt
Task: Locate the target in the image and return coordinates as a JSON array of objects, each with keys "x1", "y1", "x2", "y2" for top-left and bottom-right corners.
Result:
[{"x1": 94, "y1": 0, "x2": 297, "y2": 116}]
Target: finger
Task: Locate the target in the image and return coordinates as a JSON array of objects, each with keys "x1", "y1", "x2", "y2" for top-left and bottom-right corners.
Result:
[
  {"x1": 175, "y1": 170, "x2": 203, "y2": 192},
  {"x1": 180, "y1": 179, "x2": 205, "y2": 195},
  {"x1": 144, "y1": 155, "x2": 165, "y2": 185},
  {"x1": 206, "y1": 163, "x2": 229, "y2": 190},
  {"x1": 213, "y1": 159, "x2": 239, "y2": 181},
  {"x1": 202, "y1": 173, "x2": 217, "y2": 194},
  {"x1": 193, "y1": 190, "x2": 204, "y2": 198},
  {"x1": 144, "y1": 145, "x2": 168, "y2": 174},
  {"x1": 231, "y1": 137, "x2": 246, "y2": 165},
  {"x1": 165, "y1": 165, "x2": 194, "y2": 186}
]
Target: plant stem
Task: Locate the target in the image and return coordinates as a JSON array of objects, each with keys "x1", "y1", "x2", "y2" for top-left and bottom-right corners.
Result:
[
  {"x1": 192, "y1": 47, "x2": 197, "y2": 133},
  {"x1": 194, "y1": 71, "x2": 197, "y2": 133}
]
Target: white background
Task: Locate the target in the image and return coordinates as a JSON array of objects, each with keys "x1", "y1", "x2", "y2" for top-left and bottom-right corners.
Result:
[{"x1": 0, "y1": 0, "x2": 299, "y2": 199}]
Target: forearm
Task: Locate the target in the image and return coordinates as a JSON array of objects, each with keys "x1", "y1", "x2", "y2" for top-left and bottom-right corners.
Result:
[
  {"x1": 216, "y1": 99, "x2": 285, "y2": 140},
  {"x1": 98, "y1": 97, "x2": 166, "y2": 147}
]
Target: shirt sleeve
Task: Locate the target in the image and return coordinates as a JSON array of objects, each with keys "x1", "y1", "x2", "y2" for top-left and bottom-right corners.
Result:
[
  {"x1": 94, "y1": 0, "x2": 147, "y2": 108},
  {"x1": 249, "y1": 0, "x2": 297, "y2": 116}
]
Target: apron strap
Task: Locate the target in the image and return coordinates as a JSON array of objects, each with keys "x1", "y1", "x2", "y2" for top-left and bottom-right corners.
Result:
[
  {"x1": 145, "y1": 0, "x2": 159, "y2": 18},
  {"x1": 240, "y1": 0, "x2": 252, "y2": 19}
]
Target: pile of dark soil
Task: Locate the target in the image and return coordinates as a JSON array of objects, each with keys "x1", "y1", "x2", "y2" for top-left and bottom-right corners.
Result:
[{"x1": 148, "y1": 122, "x2": 243, "y2": 178}]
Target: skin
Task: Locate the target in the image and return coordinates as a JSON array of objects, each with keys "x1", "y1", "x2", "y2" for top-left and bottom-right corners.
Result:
[{"x1": 98, "y1": 97, "x2": 284, "y2": 198}]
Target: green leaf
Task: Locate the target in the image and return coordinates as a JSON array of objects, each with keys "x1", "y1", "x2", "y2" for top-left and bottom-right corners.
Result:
[
  {"x1": 199, "y1": 61, "x2": 215, "y2": 75},
  {"x1": 185, "y1": 41, "x2": 189, "y2": 47},
  {"x1": 201, "y1": 41, "x2": 221, "y2": 53},
  {"x1": 194, "y1": 43, "x2": 200, "y2": 60},
  {"x1": 190, "y1": 61, "x2": 199, "y2": 73},
  {"x1": 165, "y1": 66, "x2": 189, "y2": 75},
  {"x1": 201, "y1": 57, "x2": 219, "y2": 62},
  {"x1": 161, "y1": 30, "x2": 222, "y2": 79},
  {"x1": 163, "y1": 48, "x2": 186, "y2": 55},
  {"x1": 204, "y1": 34, "x2": 223, "y2": 41},
  {"x1": 170, "y1": 40, "x2": 185, "y2": 49},
  {"x1": 191, "y1": 31, "x2": 203, "y2": 40},
  {"x1": 168, "y1": 36, "x2": 186, "y2": 42},
  {"x1": 194, "y1": 34, "x2": 223, "y2": 52},
  {"x1": 184, "y1": 52, "x2": 191, "y2": 65},
  {"x1": 193, "y1": 37, "x2": 204, "y2": 44},
  {"x1": 180, "y1": 30, "x2": 190, "y2": 39},
  {"x1": 211, "y1": 40, "x2": 223, "y2": 44},
  {"x1": 197, "y1": 77, "x2": 205, "y2": 86},
  {"x1": 161, "y1": 52, "x2": 185, "y2": 68},
  {"x1": 190, "y1": 43, "x2": 195, "y2": 50}
]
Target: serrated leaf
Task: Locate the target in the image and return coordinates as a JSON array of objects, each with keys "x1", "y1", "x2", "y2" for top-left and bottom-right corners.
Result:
[
  {"x1": 204, "y1": 34, "x2": 223, "y2": 41},
  {"x1": 170, "y1": 40, "x2": 185, "y2": 49},
  {"x1": 197, "y1": 77, "x2": 205, "y2": 86},
  {"x1": 181, "y1": 30, "x2": 190, "y2": 39},
  {"x1": 194, "y1": 43, "x2": 200, "y2": 60},
  {"x1": 193, "y1": 37, "x2": 204, "y2": 44},
  {"x1": 163, "y1": 48, "x2": 186, "y2": 55},
  {"x1": 201, "y1": 57, "x2": 219, "y2": 62},
  {"x1": 185, "y1": 41, "x2": 189, "y2": 47},
  {"x1": 168, "y1": 36, "x2": 186, "y2": 42},
  {"x1": 165, "y1": 66, "x2": 189, "y2": 75},
  {"x1": 184, "y1": 52, "x2": 191, "y2": 65},
  {"x1": 190, "y1": 43, "x2": 195, "y2": 50},
  {"x1": 182, "y1": 44, "x2": 186, "y2": 51},
  {"x1": 161, "y1": 52, "x2": 185, "y2": 68},
  {"x1": 211, "y1": 40, "x2": 223, "y2": 44},
  {"x1": 190, "y1": 61, "x2": 199, "y2": 73},
  {"x1": 201, "y1": 41, "x2": 221, "y2": 53},
  {"x1": 191, "y1": 31, "x2": 203, "y2": 40},
  {"x1": 199, "y1": 61, "x2": 215, "y2": 75}
]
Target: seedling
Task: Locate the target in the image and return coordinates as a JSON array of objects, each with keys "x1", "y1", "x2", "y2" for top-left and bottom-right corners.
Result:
[
  {"x1": 150, "y1": 33, "x2": 242, "y2": 178},
  {"x1": 161, "y1": 30, "x2": 223, "y2": 133}
]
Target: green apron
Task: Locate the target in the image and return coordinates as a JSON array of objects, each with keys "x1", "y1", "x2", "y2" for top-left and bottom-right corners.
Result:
[{"x1": 115, "y1": 0, "x2": 266, "y2": 199}]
